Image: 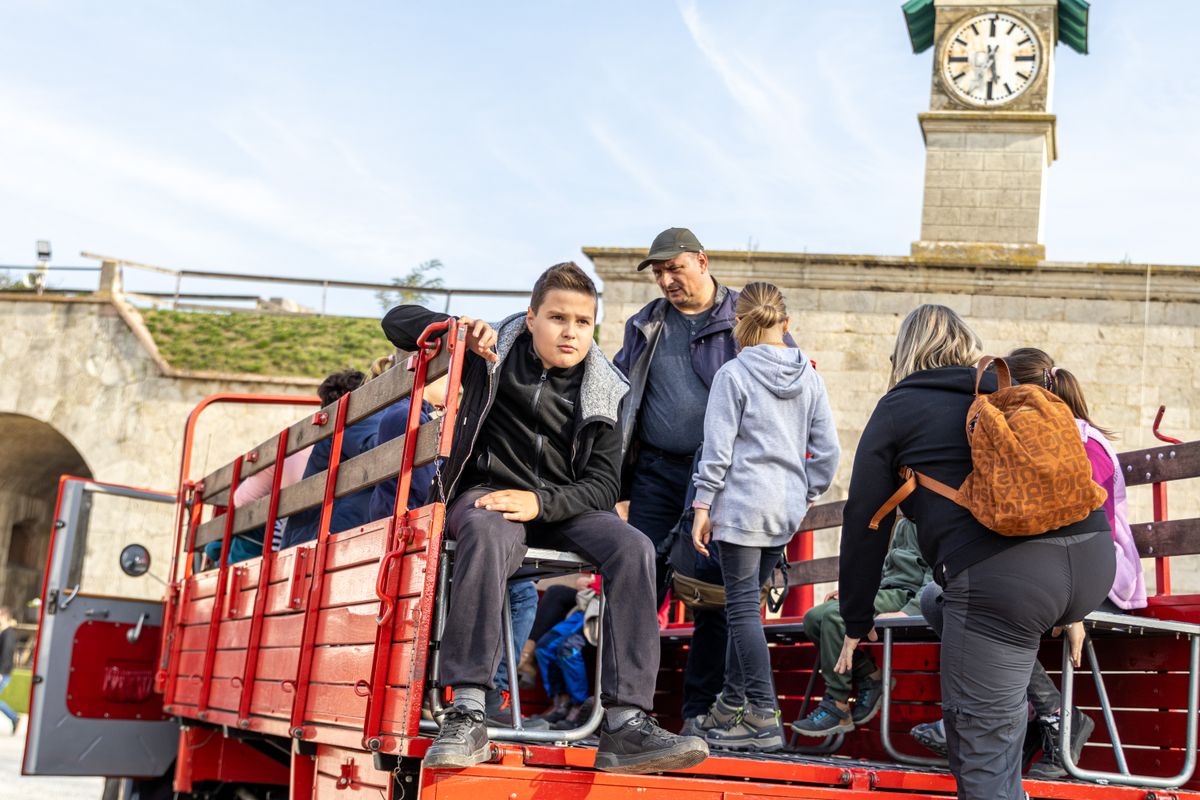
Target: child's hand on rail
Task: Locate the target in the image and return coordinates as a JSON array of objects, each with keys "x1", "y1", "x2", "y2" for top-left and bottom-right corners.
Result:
[
  {"x1": 457, "y1": 315, "x2": 499, "y2": 363},
  {"x1": 476, "y1": 489, "x2": 540, "y2": 521},
  {"x1": 1052, "y1": 621, "x2": 1086, "y2": 668}
]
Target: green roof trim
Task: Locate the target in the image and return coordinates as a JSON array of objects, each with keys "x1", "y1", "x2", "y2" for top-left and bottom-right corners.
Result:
[
  {"x1": 1058, "y1": 0, "x2": 1090, "y2": 54},
  {"x1": 902, "y1": 0, "x2": 935, "y2": 54},
  {"x1": 902, "y1": 0, "x2": 1090, "y2": 56}
]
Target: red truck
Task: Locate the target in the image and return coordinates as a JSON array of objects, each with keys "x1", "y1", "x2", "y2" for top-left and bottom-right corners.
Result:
[{"x1": 20, "y1": 320, "x2": 1200, "y2": 799}]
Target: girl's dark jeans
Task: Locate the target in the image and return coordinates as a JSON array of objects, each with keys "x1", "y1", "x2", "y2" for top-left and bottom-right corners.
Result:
[{"x1": 719, "y1": 541, "x2": 784, "y2": 709}]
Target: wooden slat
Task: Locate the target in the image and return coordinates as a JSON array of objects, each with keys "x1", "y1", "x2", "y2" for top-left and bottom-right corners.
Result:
[
  {"x1": 797, "y1": 500, "x2": 844, "y2": 532},
  {"x1": 1119, "y1": 440, "x2": 1200, "y2": 487},
  {"x1": 193, "y1": 419, "x2": 442, "y2": 547},
  {"x1": 202, "y1": 346, "x2": 450, "y2": 505},
  {"x1": 1134, "y1": 517, "x2": 1200, "y2": 559},
  {"x1": 789, "y1": 555, "x2": 839, "y2": 586}
]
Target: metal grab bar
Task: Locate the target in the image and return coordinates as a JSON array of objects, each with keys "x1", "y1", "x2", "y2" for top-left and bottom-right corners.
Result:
[
  {"x1": 879, "y1": 624, "x2": 948, "y2": 767},
  {"x1": 422, "y1": 543, "x2": 605, "y2": 744},
  {"x1": 1060, "y1": 618, "x2": 1200, "y2": 789}
]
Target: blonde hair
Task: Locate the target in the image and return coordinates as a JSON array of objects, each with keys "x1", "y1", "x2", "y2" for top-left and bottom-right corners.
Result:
[
  {"x1": 366, "y1": 355, "x2": 394, "y2": 381},
  {"x1": 733, "y1": 282, "x2": 788, "y2": 348},
  {"x1": 889, "y1": 304, "x2": 983, "y2": 388}
]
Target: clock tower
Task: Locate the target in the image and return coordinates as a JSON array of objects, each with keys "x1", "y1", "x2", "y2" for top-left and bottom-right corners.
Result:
[{"x1": 908, "y1": 0, "x2": 1083, "y2": 261}]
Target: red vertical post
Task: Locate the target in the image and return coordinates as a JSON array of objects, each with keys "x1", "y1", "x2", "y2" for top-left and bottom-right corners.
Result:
[
  {"x1": 1153, "y1": 481, "x2": 1172, "y2": 596},
  {"x1": 783, "y1": 529, "x2": 814, "y2": 618},
  {"x1": 198, "y1": 456, "x2": 244, "y2": 717},
  {"x1": 289, "y1": 392, "x2": 351, "y2": 740},
  {"x1": 238, "y1": 429, "x2": 291, "y2": 727}
]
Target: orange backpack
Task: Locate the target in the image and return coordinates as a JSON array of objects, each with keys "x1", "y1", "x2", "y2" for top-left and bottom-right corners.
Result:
[{"x1": 870, "y1": 356, "x2": 1105, "y2": 537}]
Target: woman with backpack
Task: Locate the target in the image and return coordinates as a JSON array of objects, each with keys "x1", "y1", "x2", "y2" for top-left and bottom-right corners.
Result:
[
  {"x1": 690, "y1": 281, "x2": 840, "y2": 753},
  {"x1": 835, "y1": 305, "x2": 1114, "y2": 800}
]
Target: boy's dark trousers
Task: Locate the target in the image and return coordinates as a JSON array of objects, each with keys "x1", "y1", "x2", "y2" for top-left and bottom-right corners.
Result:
[
  {"x1": 627, "y1": 448, "x2": 726, "y2": 719},
  {"x1": 440, "y1": 487, "x2": 659, "y2": 710}
]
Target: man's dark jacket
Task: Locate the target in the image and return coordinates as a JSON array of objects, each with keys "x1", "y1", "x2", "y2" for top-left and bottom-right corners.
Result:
[
  {"x1": 613, "y1": 280, "x2": 795, "y2": 487},
  {"x1": 381, "y1": 305, "x2": 630, "y2": 522}
]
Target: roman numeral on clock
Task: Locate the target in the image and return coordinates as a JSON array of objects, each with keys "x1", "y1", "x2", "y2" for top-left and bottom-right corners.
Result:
[
  {"x1": 986, "y1": 81, "x2": 993, "y2": 100},
  {"x1": 952, "y1": 71, "x2": 966, "y2": 82},
  {"x1": 1015, "y1": 54, "x2": 1035, "y2": 61},
  {"x1": 1018, "y1": 36, "x2": 1032, "y2": 45},
  {"x1": 948, "y1": 56, "x2": 967, "y2": 62},
  {"x1": 955, "y1": 37, "x2": 967, "y2": 46},
  {"x1": 1017, "y1": 71, "x2": 1031, "y2": 80},
  {"x1": 1004, "y1": 82, "x2": 1013, "y2": 96}
]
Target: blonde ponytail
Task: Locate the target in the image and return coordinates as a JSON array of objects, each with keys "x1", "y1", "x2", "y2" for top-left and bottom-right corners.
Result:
[{"x1": 733, "y1": 282, "x2": 788, "y2": 348}]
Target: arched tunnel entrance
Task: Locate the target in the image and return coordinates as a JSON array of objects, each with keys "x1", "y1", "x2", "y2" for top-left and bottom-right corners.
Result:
[{"x1": 0, "y1": 413, "x2": 91, "y2": 619}]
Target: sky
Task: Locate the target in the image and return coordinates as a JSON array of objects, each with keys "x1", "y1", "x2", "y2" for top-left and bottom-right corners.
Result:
[{"x1": 1, "y1": 2, "x2": 1197, "y2": 319}]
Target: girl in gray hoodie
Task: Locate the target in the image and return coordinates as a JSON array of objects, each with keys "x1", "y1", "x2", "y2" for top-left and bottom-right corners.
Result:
[{"x1": 691, "y1": 281, "x2": 840, "y2": 753}]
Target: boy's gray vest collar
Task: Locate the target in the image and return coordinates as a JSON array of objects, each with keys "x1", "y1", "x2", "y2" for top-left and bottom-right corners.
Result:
[{"x1": 492, "y1": 313, "x2": 629, "y2": 426}]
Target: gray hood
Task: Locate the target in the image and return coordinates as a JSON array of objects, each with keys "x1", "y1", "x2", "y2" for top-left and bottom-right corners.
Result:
[{"x1": 736, "y1": 344, "x2": 809, "y2": 399}]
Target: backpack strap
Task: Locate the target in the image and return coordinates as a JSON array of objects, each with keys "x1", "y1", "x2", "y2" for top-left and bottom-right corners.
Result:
[
  {"x1": 975, "y1": 356, "x2": 1012, "y2": 394},
  {"x1": 868, "y1": 467, "x2": 964, "y2": 530}
]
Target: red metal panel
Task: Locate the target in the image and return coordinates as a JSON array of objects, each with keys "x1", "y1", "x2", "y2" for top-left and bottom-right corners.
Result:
[
  {"x1": 172, "y1": 725, "x2": 290, "y2": 793},
  {"x1": 66, "y1": 619, "x2": 169, "y2": 721},
  {"x1": 198, "y1": 455, "x2": 244, "y2": 717}
]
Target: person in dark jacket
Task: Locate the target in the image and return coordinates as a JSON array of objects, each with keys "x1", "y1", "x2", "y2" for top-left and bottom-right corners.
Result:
[
  {"x1": 612, "y1": 227, "x2": 795, "y2": 737},
  {"x1": 834, "y1": 304, "x2": 1114, "y2": 800},
  {"x1": 0, "y1": 605, "x2": 19, "y2": 733},
  {"x1": 381, "y1": 261, "x2": 708, "y2": 774},
  {"x1": 281, "y1": 370, "x2": 381, "y2": 548}
]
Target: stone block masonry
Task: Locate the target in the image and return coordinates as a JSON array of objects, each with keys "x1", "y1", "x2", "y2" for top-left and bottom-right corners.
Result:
[{"x1": 587, "y1": 247, "x2": 1200, "y2": 594}]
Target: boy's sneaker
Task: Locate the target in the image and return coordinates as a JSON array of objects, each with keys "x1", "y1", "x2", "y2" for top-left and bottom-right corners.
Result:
[
  {"x1": 425, "y1": 706, "x2": 492, "y2": 769},
  {"x1": 705, "y1": 704, "x2": 784, "y2": 753},
  {"x1": 1026, "y1": 708, "x2": 1095, "y2": 780},
  {"x1": 790, "y1": 697, "x2": 854, "y2": 738},
  {"x1": 594, "y1": 711, "x2": 710, "y2": 774},
  {"x1": 910, "y1": 718, "x2": 947, "y2": 757},
  {"x1": 851, "y1": 676, "x2": 894, "y2": 726}
]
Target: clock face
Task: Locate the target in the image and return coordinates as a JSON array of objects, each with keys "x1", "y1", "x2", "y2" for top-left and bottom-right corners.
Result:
[{"x1": 940, "y1": 12, "x2": 1041, "y2": 107}]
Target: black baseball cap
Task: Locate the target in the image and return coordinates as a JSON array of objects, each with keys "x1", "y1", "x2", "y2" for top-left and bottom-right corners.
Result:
[{"x1": 637, "y1": 227, "x2": 704, "y2": 271}]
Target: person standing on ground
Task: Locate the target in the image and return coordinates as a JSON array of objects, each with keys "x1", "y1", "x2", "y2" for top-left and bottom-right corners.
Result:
[{"x1": 0, "y1": 606, "x2": 20, "y2": 734}]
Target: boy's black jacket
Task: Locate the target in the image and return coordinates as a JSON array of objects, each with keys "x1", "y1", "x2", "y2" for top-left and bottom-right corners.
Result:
[{"x1": 381, "y1": 304, "x2": 630, "y2": 521}]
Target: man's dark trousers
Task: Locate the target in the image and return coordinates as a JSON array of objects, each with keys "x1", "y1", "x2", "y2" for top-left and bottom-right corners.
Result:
[
  {"x1": 440, "y1": 487, "x2": 659, "y2": 710},
  {"x1": 627, "y1": 449, "x2": 726, "y2": 720}
]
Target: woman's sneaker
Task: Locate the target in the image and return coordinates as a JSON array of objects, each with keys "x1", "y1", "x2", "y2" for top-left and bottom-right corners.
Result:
[
  {"x1": 790, "y1": 697, "x2": 854, "y2": 737},
  {"x1": 425, "y1": 706, "x2": 492, "y2": 769},
  {"x1": 705, "y1": 704, "x2": 784, "y2": 752},
  {"x1": 851, "y1": 676, "x2": 894, "y2": 726},
  {"x1": 909, "y1": 718, "x2": 947, "y2": 757},
  {"x1": 1026, "y1": 708, "x2": 1095, "y2": 779},
  {"x1": 594, "y1": 711, "x2": 710, "y2": 774}
]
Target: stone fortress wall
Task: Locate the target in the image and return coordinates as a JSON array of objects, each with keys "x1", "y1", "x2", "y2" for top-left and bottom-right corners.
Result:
[
  {"x1": 0, "y1": 295, "x2": 318, "y2": 604},
  {"x1": 590, "y1": 248, "x2": 1200, "y2": 594}
]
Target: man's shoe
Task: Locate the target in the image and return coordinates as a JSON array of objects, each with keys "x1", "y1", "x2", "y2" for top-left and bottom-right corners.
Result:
[
  {"x1": 679, "y1": 715, "x2": 705, "y2": 738},
  {"x1": 851, "y1": 676, "x2": 893, "y2": 726},
  {"x1": 1027, "y1": 708, "x2": 1095, "y2": 780},
  {"x1": 424, "y1": 706, "x2": 492, "y2": 769},
  {"x1": 910, "y1": 718, "x2": 947, "y2": 757},
  {"x1": 790, "y1": 697, "x2": 854, "y2": 738},
  {"x1": 594, "y1": 711, "x2": 710, "y2": 774},
  {"x1": 705, "y1": 704, "x2": 784, "y2": 753}
]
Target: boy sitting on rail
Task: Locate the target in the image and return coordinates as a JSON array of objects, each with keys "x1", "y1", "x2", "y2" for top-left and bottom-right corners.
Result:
[
  {"x1": 381, "y1": 262, "x2": 709, "y2": 773},
  {"x1": 792, "y1": 517, "x2": 931, "y2": 738}
]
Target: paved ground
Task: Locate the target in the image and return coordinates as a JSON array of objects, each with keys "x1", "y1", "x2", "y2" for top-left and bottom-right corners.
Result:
[{"x1": 0, "y1": 716, "x2": 104, "y2": 800}]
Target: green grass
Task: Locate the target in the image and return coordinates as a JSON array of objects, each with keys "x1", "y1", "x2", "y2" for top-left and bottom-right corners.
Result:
[{"x1": 139, "y1": 309, "x2": 389, "y2": 378}]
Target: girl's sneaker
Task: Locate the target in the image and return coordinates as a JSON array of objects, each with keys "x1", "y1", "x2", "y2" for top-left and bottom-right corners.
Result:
[
  {"x1": 790, "y1": 697, "x2": 855, "y2": 737},
  {"x1": 909, "y1": 718, "x2": 947, "y2": 756},
  {"x1": 851, "y1": 676, "x2": 895, "y2": 726},
  {"x1": 705, "y1": 704, "x2": 784, "y2": 752}
]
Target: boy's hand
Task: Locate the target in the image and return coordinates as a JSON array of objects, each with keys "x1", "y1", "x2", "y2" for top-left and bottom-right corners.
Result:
[
  {"x1": 457, "y1": 315, "x2": 498, "y2": 363},
  {"x1": 614, "y1": 500, "x2": 630, "y2": 522},
  {"x1": 875, "y1": 611, "x2": 907, "y2": 620},
  {"x1": 476, "y1": 489, "x2": 539, "y2": 521},
  {"x1": 824, "y1": 589, "x2": 840, "y2": 602},
  {"x1": 833, "y1": 629, "x2": 878, "y2": 674},
  {"x1": 691, "y1": 508, "x2": 712, "y2": 557}
]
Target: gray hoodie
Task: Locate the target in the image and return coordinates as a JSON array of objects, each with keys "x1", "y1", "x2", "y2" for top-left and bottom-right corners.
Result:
[{"x1": 693, "y1": 344, "x2": 840, "y2": 548}]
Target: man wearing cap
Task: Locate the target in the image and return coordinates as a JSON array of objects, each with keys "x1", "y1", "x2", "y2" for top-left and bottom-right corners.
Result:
[{"x1": 614, "y1": 228, "x2": 793, "y2": 737}]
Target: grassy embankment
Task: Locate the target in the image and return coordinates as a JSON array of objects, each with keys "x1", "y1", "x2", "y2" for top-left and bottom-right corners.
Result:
[{"x1": 139, "y1": 308, "x2": 388, "y2": 378}]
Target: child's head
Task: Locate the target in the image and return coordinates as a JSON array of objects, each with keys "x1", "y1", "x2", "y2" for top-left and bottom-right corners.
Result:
[
  {"x1": 526, "y1": 262, "x2": 598, "y2": 370},
  {"x1": 889, "y1": 304, "x2": 982, "y2": 388},
  {"x1": 733, "y1": 282, "x2": 789, "y2": 348},
  {"x1": 1004, "y1": 347, "x2": 1115, "y2": 438},
  {"x1": 317, "y1": 369, "x2": 365, "y2": 406}
]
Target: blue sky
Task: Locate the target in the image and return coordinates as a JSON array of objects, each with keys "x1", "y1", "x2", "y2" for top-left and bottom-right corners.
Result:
[{"x1": 1, "y1": 2, "x2": 1197, "y2": 318}]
